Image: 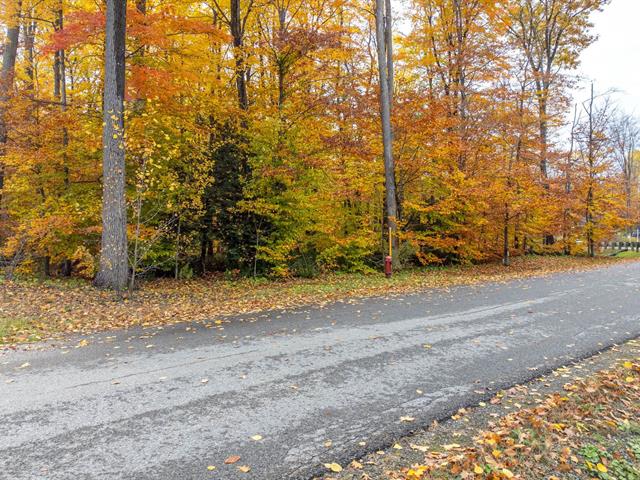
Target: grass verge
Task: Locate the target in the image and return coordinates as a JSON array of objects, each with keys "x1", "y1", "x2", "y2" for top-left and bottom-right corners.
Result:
[
  {"x1": 614, "y1": 250, "x2": 640, "y2": 259},
  {"x1": 0, "y1": 255, "x2": 635, "y2": 345}
]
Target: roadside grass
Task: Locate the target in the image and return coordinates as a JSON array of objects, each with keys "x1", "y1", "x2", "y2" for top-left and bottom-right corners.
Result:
[
  {"x1": 320, "y1": 341, "x2": 640, "y2": 480},
  {"x1": 0, "y1": 255, "x2": 635, "y2": 346},
  {"x1": 614, "y1": 250, "x2": 640, "y2": 259},
  {"x1": 0, "y1": 316, "x2": 41, "y2": 344}
]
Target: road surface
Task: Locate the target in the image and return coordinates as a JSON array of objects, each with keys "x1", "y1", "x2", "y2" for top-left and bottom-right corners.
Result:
[{"x1": 2, "y1": 261, "x2": 640, "y2": 479}]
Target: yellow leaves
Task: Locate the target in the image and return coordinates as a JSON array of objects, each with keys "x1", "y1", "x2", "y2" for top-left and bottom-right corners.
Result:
[
  {"x1": 491, "y1": 448, "x2": 502, "y2": 458},
  {"x1": 406, "y1": 465, "x2": 428, "y2": 480},
  {"x1": 237, "y1": 465, "x2": 251, "y2": 473},
  {"x1": 623, "y1": 361, "x2": 633, "y2": 369},
  {"x1": 500, "y1": 468, "x2": 514, "y2": 478},
  {"x1": 442, "y1": 443, "x2": 461, "y2": 451},
  {"x1": 324, "y1": 462, "x2": 342, "y2": 473},
  {"x1": 596, "y1": 463, "x2": 608, "y2": 473},
  {"x1": 409, "y1": 444, "x2": 429, "y2": 453},
  {"x1": 474, "y1": 464, "x2": 483, "y2": 474},
  {"x1": 206, "y1": 465, "x2": 215, "y2": 471},
  {"x1": 250, "y1": 435, "x2": 263, "y2": 441}
]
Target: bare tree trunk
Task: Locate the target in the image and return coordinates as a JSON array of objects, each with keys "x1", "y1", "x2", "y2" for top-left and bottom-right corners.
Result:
[
  {"x1": 563, "y1": 105, "x2": 578, "y2": 255},
  {"x1": 502, "y1": 207, "x2": 510, "y2": 266},
  {"x1": 0, "y1": 1, "x2": 21, "y2": 220},
  {"x1": 231, "y1": 0, "x2": 248, "y2": 112},
  {"x1": 585, "y1": 83, "x2": 595, "y2": 258},
  {"x1": 55, "y1": 3, "x2": 72, "y2": 275},
  {"x1": 375, "y1": 0, "x2": 398, "y2": 265},
  {"x1": 95, "y1": 0, "x2": 128, "y2": 291},
  {"x1": 384, "y1": 0, "x2": 393, "y2": 96},
  {"x1": 174, "y1": 216, "x2": 181, "y2": 279}
]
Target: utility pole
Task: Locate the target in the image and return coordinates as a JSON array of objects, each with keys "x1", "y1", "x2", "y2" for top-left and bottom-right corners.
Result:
[{"x1": 375, "y1": 0, "x2": 398, "y2": 274}]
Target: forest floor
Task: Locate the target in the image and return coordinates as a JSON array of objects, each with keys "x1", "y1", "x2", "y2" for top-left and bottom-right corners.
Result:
[
  {"x1": 316, "y1": 339, "x2": 640, "y2": 480},
  {"x1": 0, "y1": 255, "x2": 636, "y2": 346}
]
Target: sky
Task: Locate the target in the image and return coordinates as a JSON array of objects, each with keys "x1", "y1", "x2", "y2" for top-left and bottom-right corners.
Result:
[{"x1": 575, "y1": 0, "x2": 640, "y2": 113}]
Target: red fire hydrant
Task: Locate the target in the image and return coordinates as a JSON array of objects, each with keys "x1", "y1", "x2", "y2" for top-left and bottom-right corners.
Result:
[{"x1": 384, "y1": 255, "x2": 392, "y2": 278}]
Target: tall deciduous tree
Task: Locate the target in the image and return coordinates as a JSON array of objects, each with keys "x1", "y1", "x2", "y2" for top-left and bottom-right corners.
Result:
[
  {"x1": 507, "y1": 0, "x2": 607, "y2": 179},
  {"x1": 95, "y1": 0, "x2": 128, "y2": 290},
  {"x1": 0, "y1": 0, "x2": 21, "y2": 219},
  {"x1": 375, "y1": 0, "x2": 398, "y2": 264}
]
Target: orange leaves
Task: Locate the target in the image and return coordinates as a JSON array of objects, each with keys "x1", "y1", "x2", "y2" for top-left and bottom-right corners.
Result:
[
  {"x1": 45, "y1": 10, "x2": 105, "y2": 53},
  {"x1": 128, "y1": 8, "x2": 227, "y2": 49},
  {"x1": 128, "y1": 66, "x2": 180, "y2": 102},
  {"x1": 46, "y1": 6, "x2": 226, "y2": 54}
]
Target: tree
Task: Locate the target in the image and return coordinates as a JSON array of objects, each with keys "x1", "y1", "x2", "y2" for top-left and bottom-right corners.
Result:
[
  {"x1": 0, "y1": 0, "x2": 21, "y2": 220},
  {"x1": 610, "y1": 112, "x2": 639, "y2": 230},
  {"x1": 0, "y1": 0, "x2": 634, "y2": 281},
  {"x1": 94, "y1": 0, "x2": 128, "y2": 290},
  {"x1": 573, "y1": 85, "x2": 625, "y2": 256},
  {"x1": 375, "y1": 0, "x2": 398, "y2": 265},
  {"x1": 507, "y1": 0, "x2": 607, "y2": 179}
]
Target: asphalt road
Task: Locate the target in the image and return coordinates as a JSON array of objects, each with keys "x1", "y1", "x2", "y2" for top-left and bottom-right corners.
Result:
[{"x1": 2, "y1": 261, "x2": 640, "y2": 480}]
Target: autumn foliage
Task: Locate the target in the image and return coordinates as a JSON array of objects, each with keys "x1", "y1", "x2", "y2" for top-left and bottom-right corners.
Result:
[{"x1": 0, "y1": 0, "x2": 635, "y2": 281}]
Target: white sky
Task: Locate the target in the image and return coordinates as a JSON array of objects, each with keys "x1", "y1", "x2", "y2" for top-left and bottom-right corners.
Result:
[{"x1": 575, "y1": 0, "x2": 640, "y2": 113}]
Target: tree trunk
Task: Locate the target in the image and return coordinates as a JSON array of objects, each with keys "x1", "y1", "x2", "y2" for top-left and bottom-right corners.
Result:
[
  {"x1": 231, "y1": 0, "x2": 248, "y2": 112},
  {"x1": 0, "y1": 1, "x2": 21, "y2": 218},
  {"x1": 95, "y1": 0, "x2": 128, "y2": 291},
  {"x1": 375, "y1": 0, "x2": 398, "y2": 266},
  {"x1": 502, "y1": 206, "x2": 510, "y2": 266}
]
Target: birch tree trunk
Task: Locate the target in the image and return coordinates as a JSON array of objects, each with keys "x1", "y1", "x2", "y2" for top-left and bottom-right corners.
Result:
[{"x1": 95, "y1": 0, "x2": 128, "y2": 290}]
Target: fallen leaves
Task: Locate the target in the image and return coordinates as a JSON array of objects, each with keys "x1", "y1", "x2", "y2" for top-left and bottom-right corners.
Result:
[
  {"x1": 377, "y1": 351, "x2": 640, "y2": 480},
  {"x1": 324, "y1": 462, "x2": 343, "y2": 472},
  {"x1": 442, "y1": 443, "x2": 461, "y2": 451},
  {"x1": 0, "y1": 256, "x2": 627, "y2": 345},
  {"x1": 224, "y1": 455, "x2": 241, "y2": 464}
]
